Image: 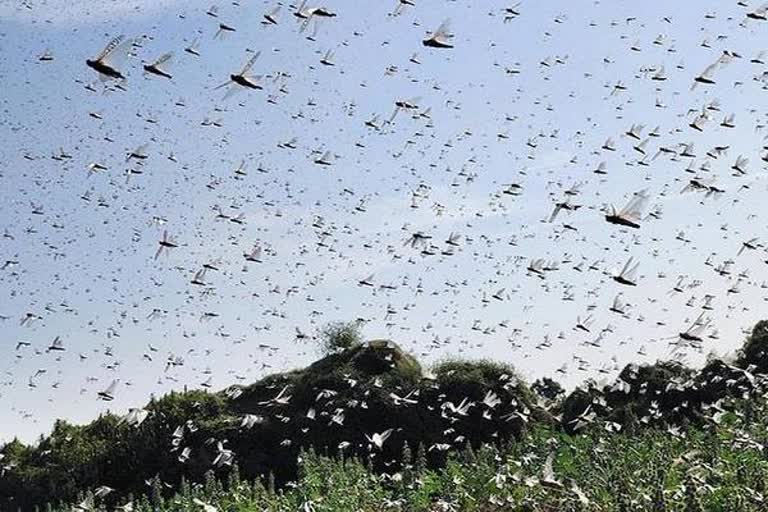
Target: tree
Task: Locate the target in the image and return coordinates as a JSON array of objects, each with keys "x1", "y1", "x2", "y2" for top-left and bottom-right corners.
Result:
[
  {"x1": 532, "y1": 377, "x2": 565, "y2": 401},
  {"x1": 317, "y1": 320, "x2": 363, "y2": 355},
  {"x1": 739, "y1": 319, "x2": 768, "y2": 371}
]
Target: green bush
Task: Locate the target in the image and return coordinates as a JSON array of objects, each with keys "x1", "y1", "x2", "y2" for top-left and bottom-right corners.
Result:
[{"x1": 317, "y1": 320, "x2": 363, "y2": 355}]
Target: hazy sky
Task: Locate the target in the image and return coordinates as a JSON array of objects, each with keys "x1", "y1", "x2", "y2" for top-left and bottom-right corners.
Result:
[{"x1": 2, "y1": 0, "x2": 768, "y2": 443}]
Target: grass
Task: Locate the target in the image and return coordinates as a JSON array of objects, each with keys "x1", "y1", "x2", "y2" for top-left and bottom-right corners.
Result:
[{"x1": 43, "y1": 399, "x2": 768, "y2": 511}]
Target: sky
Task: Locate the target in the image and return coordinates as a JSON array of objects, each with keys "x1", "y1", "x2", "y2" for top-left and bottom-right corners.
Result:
[{"x1": 2, "y1": 0, "x2": 768, "y2": 443}]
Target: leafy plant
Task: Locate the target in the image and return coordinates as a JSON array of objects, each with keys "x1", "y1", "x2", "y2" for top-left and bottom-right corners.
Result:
[{"x1": 317, "y1": 320, "x2": 363, "y2": 355}]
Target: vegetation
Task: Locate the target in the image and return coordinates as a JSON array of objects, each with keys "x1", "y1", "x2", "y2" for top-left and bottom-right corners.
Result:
[
  {"x1": 317, "y1": 320, "x2": 364, "y2": 355},
  {"x1": 26, "y1": 413, "x2": 768, "y2": 511},
  {"x1": 4, "y1": 321, "x2": 768, "y2": 511}
]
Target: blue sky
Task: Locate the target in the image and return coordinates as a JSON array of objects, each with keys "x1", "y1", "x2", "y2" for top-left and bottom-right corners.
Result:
[{"x1": 1, "y1": 0, "x2": 767, "y2": 443}]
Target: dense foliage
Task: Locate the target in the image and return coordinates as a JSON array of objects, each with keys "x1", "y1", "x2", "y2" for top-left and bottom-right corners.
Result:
[
  {"x1": 317, "y1": 320, "x2": 364, "y2": 356},
  {"x1": 34, "y1": 411, "x2": 768, "y2": 511},
  {"x1": 3, "y1": 321, "x2": 768, "y2": 511}
]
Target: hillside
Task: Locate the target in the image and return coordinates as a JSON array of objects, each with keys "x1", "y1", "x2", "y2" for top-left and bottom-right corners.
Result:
[{"x1": 3, "y1": 322, "x2": 768, "y2": 511}]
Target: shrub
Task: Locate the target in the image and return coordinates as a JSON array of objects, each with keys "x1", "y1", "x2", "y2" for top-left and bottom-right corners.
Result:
[
  {"x1": 317, "y1": 320, "x2": 363, "y2": 355},
  {"x1": 531, "y1": 377, "x2": 565, "y2": 402}
]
